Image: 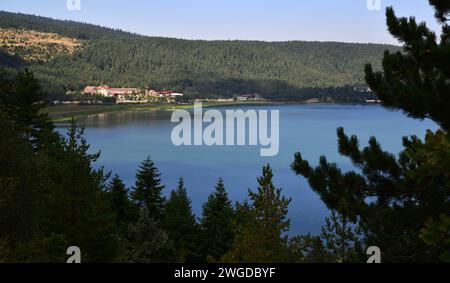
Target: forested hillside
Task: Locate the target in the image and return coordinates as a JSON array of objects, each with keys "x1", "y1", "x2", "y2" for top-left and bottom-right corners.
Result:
[{"x1": 0, "y1": 11, "x2": 399, "y2": 101}]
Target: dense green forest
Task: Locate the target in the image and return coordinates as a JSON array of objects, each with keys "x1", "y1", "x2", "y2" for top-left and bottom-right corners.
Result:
[
  {"x1": 0, "y1": 1, "x2": 448, "y2": 263},
  {"x1": 0, "y1": 11, "x2": 398, "y2": 102}
]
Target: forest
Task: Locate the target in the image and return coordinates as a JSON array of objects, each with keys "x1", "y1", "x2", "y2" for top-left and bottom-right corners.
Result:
[
  {"x1": 0, "y1": 11, "x2": 396, "y2": 102},
  {"x1": 0, "y1": 0, "x2": 449, "y2": 263}
]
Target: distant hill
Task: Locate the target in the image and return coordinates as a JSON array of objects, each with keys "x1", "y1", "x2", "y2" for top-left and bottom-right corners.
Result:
[{"x1": 0, "y1": 11, "x2": 399, "y2": 102}]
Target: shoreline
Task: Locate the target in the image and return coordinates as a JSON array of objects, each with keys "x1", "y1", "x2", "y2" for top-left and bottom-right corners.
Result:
[
  {"x1": 44, "y1": 101, "x2": 380, "y2": 122},
  {"x1": 43, "y1": 101, "x2": 276, "y2": 122}
]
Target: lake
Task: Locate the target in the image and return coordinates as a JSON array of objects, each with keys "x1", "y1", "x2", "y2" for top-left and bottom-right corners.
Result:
[{"x1": 56, "y1": 104, "x2": 438, "y2": 235}]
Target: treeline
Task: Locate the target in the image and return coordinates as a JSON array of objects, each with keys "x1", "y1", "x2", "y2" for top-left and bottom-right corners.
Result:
[
  {"x1": 0, "y1": 68, "x2": 364, "y2": 263},
  {"x1": 0, "y1": 11, "x2": 135, "y2": 40},
  {"x1": 0, "y1": 11, "x2": 395, "y2": 102},
  {"x1": 1, "y1": 1, "x2": 448, "y2": 263}
]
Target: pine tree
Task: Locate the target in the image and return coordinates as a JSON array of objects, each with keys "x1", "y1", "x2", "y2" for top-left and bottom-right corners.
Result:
[
  {"x1": 250, "y1": 165, "x2": 291, "y2": 242},
  {"x1": 288, "y1": 235, "x2": 329, "y2": 263},
  {"x1": 292, "y1": 1, "x2": 450, "y2": 262},
  {"x1": 200, "y1": 178, "x2": 235, "y2": 261},
  {"x1": 319, "y1": 211, "x2": 363, "y2": 263},
  {"x1": 123, "y1": 208, "x2": 174, "y2": 263},
  {"x1": 365, "y1": 2, "x2": 450, "y2": 130},
  {"x1": 107, "y1": 175, "x2": 136, "y2": 233},
  {"x1": 0, "y1": 70, "x2": 117, "y2": 262},
  {"x1": 45, "y1": 122, "x2": 117, "y2": 262},
  {"x1": 0, "y1": 68, "x2": 55, "y2": 148},
  {"x1": 420, "y1": 214, "x2": 450, "y2": 262},
  {"x1": 223, "y1": 165, "x2": 293, "y2": 262},
  {"x1": 304, "y1": 236, "x2": 330, "y2": 263},
  {"x1": 0, "y1": 110, "x2": 38, "y2": 248},
  {"x1": 164, "y1": 178, "x2": 200, "y2": 262},
  {"x1": 131, "y1": 156, "x2": 165, "y2": 221}
]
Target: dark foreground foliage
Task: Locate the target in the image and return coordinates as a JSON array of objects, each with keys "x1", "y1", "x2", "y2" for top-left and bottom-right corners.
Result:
[{"x1": 292, "y1": 0, "x2": 450, "y2": 262}]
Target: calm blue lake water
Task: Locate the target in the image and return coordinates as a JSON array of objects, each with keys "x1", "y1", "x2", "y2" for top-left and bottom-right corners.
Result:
[{"x1": 57, "y1": 104, "x2": 437, "y2": 235}]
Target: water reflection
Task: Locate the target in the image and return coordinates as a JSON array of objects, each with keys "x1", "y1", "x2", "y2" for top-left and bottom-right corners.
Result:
[{"x1": 56, "y1": 110, "x2": 174, "y2": 128}]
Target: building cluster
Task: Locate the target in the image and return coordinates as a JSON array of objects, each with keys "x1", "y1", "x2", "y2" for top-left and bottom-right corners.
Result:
[
  {"x1": 83, "y1": 85, "x2": 139, "y2": 97},
  {"x1": 82, "y1": 85, "x2": 183, "y2": 100}
]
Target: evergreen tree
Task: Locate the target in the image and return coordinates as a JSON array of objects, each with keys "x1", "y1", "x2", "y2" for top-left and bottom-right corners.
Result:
[
  {"x1": 131, "y1": 156, "x2": 165, "y2": 221},
  {"x1": 123, "y1": 208, "x2": 174, "y2": 263},
  {"x1": 420, "y1": 214, "x2": 450, "y2": 262},
  {"x1": 164, "y1": 178, "x2": 200, "y2": 262},
  {"x1": 0, "y1": 70, "x2": 116, "y2": 262},
  {"x1": 292, "y1": 1, "x2": 450, "y2": 262},
  {"x1": 0, "y1": 110, "x2": 39, "y2": 248},
  {"x1": 0, "y1": 68, "x2": 55, "y2": 148},
  {"x1": 106, "y1": 175, "x2": 136, "y2": 234},
  {"x1": 223, "y1": 165, "x2": 293, "y2": 262},
  {"x1": 365, "y1": 2, "x2": 450, "y2": 130},
  {"x1": 44, "y1": 122, "x2": 117, "y2": 262},
  {"x1": 319, "y1": 211, "x2": 364, "y2": 263},
  {"x1": 0, "y1": 120, "x2": 117, "y2": 262},
  {"x1": 304, "y1": 236, "x2": 330, "y2": 263},
  {"x1": 200, "y1": 178, "x2": 235, "y2": 261},
  {"x1": 288, "y1": 235, "x2": 329, "y2": 263}
]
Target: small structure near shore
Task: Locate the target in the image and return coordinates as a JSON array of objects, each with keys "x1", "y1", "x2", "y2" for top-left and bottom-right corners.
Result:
[{"x1": 236, "y1": 93, "x2": 263, "y2": 101}]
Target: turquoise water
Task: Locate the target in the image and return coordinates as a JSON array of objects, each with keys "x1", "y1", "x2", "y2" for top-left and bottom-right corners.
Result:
[{"x1": 57, "y1": 104, "x2": 438, "y2": 235}]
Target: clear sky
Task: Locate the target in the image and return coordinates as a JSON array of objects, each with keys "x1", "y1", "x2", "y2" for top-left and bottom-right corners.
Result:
[{"x1": 0, "y1": 0, "x2": 441, "y2": 44}]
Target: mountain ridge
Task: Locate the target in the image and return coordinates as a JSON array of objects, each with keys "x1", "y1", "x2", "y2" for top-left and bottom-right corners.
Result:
[{"x1": 1, "y1": 11, "x2": 400, "y2": 45}]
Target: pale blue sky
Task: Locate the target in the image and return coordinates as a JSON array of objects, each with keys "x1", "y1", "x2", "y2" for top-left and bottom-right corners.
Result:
[{"x1": 0, "y1": 0, "x2": 441, "y2": 44}]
